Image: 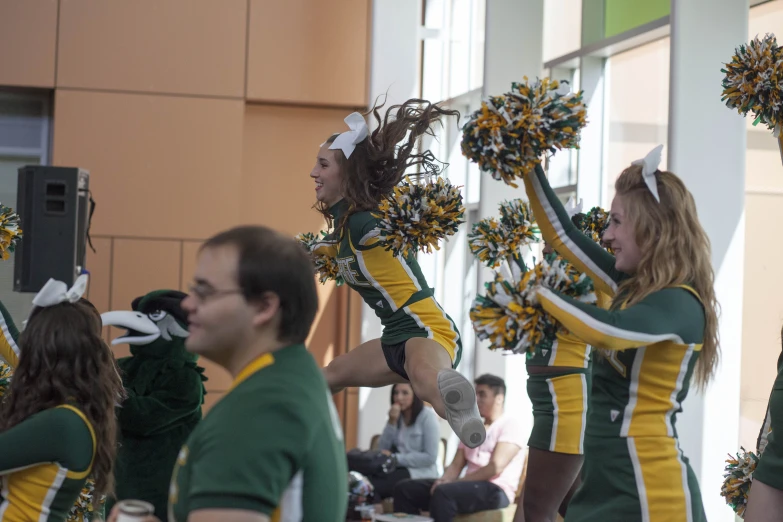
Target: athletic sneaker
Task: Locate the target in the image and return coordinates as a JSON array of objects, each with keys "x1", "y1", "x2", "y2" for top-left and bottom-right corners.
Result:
[{"x1": 437, "y1": 368, "x2": 486, "y2": 448}]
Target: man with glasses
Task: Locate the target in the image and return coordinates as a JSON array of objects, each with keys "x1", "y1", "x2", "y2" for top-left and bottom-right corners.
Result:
[{"x1": 110, "y1": 225, "x2": 348, "y2": 522}]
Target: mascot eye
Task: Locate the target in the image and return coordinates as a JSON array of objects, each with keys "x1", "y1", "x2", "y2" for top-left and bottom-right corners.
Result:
[{"x1": 148, "y1": 311, "x2": 168, "y2": 322}]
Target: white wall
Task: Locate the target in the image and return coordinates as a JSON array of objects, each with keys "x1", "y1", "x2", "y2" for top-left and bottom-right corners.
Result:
[{"x1": 668, "y1": 1, "x2": 748, "y2": 520}]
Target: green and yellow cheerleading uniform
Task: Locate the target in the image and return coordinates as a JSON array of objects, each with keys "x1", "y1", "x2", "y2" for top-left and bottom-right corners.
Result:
[
  {"x1": 524, "y1": 164, "x2": 706, "y2": 522},
  {"x1": 753, "y1": 348, "x2": 783, "y2": 491},
  {"x1": 526, "y1": 330, "x2": 591, "y2": 456},
  {"x1": 168, "y1": 344, "x2": 348, "y2": 522},
  {"x1": 312, "y1": 200, "x2": 461, "y2": 378},
  {"x1": 0, "y1": 405, "x2": 96, "y2": 522}
]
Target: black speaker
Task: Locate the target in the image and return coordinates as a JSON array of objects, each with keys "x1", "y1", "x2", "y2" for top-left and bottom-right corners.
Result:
[{"x1": 14, "y1": 166, "x2": 91, "y2": 292}]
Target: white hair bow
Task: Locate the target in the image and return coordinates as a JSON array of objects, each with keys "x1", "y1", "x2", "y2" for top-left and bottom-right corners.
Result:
[
  {"x1": 31, "y1": 274, "x2": 89, "y2": 309},
  {"x1": 564, "y1": 195, "x2": 583, "y2": 219},
  {"x1": 631, "y1": 144, "x2": 664, "y2": 203},
  {"x1": 329, "y1": 112, "x2": 369, "y2": 159}
]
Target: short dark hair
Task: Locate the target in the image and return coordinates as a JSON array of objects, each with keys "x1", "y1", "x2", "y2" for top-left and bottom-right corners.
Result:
[
  {"x1": 474, "y1": 374, "x2": 506, "y2": 397},
  {"x1": 202, "y1": 226, "x2": 318, "y2": 345}
]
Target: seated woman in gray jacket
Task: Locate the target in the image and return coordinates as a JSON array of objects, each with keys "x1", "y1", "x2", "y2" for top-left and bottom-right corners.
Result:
[{"x1": 373, "y1": 383, "x2": 441, "y2": 500}]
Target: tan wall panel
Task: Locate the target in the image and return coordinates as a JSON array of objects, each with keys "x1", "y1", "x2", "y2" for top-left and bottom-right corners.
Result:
[
  {"x1": 344, "y1": 389, "x2": 359, "y2": 449},
  {"x1": 242, "y1": 104, "x2": 347, "y2": 234},
  {"x1": 247, "y1": 0, "x2": 369, "y2": 106},
  {"x1": 86, "y1": 237, "x2": 112, "y2": 313},
  {"x1": 308, "y1": 283, "x2": 341, "y2": 368},
  {"x1": 0, "y1": 0, "x2": 57, "y2": 88},
  {"x1": 52, "y1": 90, "x2": 244, "y2": 239},
  {"x1": 741, "y1": 193, "x2": 783, "y2": 442},
  {"x1": 180, "y1": 241, "x2": 203, "y2": 292},
  {"x1": 57, "y1": 0, "x2": 247, "y2": 97},
  {"x1": 108, "y1": 239, "x2": 181, "y2": 359},
  {"x1": 85, "y1": 237, "x2": 113, "y2": 343}
]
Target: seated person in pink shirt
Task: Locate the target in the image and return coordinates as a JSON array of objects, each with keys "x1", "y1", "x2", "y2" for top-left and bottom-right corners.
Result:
[{"x1": 393, "y1": 374, "x2": 525, "y2": 521}]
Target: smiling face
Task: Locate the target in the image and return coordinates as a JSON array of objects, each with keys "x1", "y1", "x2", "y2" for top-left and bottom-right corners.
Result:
[
  {"x1": 309, "y1": 143, "x2": 343, "y2": 207},
  {"x1": 603, "y1": 194, "x2": 643, "y2": 274}
]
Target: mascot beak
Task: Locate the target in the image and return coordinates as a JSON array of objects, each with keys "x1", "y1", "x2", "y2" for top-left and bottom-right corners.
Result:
[{"x1": 101, "y1": 311, "x2": 160, "y2": 346}]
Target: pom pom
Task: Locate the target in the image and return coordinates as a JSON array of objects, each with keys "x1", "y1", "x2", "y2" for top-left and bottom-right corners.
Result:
[
  {"x1": 722, "y1": 34, "x2": 783, "y2": 133},
  {"x1": 67, "y1": 478, "x2": 102, "y2": 522},
  {"x1": 468, "y1": 199, "x2": 540, "y2": 268},
  {"x1": 461, "y1": 77, "x2": 587, "y2": 187},
  {"x1": 295, "y1": 232, "x2": 344, "y2": 286},
  {"x1": 0, "y1": 205, "x2": 22, "y2": 261},
  {"x1": 721, "y1": 447, "x2": 760, "y2": 519},
  {"x1": 374, "y1": 176, "x2": 465, "y2": 258},
  {"x1": 0, "y1": 362, "x2": 12, "y2": 399},
  {"x1": 578, "y1": 206, "x2": 613, "y2": 253},
  {"x1": 470, "y1": 255, "x2": 596, "y2": 354}
]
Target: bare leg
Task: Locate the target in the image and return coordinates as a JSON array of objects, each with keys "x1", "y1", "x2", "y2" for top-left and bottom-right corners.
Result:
[
  {"x1": 404, "y1": 338, "x2": 485, "y2": 448},
  {"x1": 323, "y1": 338, "x2": 406, "y2": 393},
  {"x1": 522, "y1": 447, "x2": 583, "y2": 522},
  {"x1": 746, "y1": 479, "x2": 783, "y2": 522},
  {"x1": 558, "y1": 471, "x2": 581, "y2": 518}
]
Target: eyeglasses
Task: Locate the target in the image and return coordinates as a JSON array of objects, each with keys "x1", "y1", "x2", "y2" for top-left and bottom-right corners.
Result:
[{"x1": 188, "y1": 284, "x2": 244, "y2": 303}]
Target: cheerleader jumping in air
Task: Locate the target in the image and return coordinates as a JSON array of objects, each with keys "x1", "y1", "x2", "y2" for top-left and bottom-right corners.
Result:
[
  {"x1": 522, "y1": 145, "x2": 717, "y2": 522},
  {"x1": 307, "y1": 99, "x2": 486, "y2": 448}
]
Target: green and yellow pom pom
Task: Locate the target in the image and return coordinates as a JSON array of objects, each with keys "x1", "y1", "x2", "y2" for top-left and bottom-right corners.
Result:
[
  {"x1": 374, "y1": 176, "x2": 465, "y2": 259},
  {"x1": 468, "y1": 199, "x2": 540, "y2": 268},
  {"x1": 577, "y1": 206, "x2": 612, "y2": 252},
  {"x1": 0, "y1": 205, "x2": 22, "y2": 261},
  {"x1": 0, "y1": 362, "x2": 12, "y2": 399},
  {"x1": 67, "y1": 477, "x2": 102, "y2": 522},
  {"x1": 722, "y1": 34, "x2": 783, "y2": 133},
  {"x1": 461, "y1": 77, "x2": 587, "y2": 187},
  {"x1": 470, "y1": 255, "x2": 596, "y2": 354},
  {"x1": 295, "y1": 232, "x2": 344, "y2": 286},
  {"x1": 721, "y1": 447, "x2": 759, "y2": 519}
]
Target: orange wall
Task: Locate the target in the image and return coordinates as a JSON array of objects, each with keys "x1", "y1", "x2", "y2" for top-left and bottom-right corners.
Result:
[{"x1": 0, "y1": 0, "x2": 369, "y2": 446}]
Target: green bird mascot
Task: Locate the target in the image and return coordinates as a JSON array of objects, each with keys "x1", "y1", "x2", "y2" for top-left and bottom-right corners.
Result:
[{"x1": 102, "y1": 290, "x2": 207, "y2": 521}]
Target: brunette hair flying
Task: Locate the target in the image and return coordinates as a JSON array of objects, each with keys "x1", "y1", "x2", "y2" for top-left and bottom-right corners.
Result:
[{"x1": 317, "y1": 97, "x2": 461, "y2": 235}]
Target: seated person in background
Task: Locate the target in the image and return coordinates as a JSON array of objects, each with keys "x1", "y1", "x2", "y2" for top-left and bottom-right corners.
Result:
[
  {"x1": 371, "y1": 383, "x2": 440, "y2": 500},
  {"x1": 393, "y1": 374, "x2": 525, "y2": 522}
]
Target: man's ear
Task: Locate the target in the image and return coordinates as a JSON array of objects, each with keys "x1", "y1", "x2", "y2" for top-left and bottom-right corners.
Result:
[{"x1": 250, "y1": 292, "x2": 281, "y2": 328}]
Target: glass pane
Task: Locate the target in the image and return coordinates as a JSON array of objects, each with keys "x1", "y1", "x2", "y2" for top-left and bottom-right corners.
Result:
[
  {"x1": 0, "y1": 156, "x2": 39, "y2": 328},
  {"x1": 547, "y1": 149, "x2": 577, "y2": 188},
  {"x1": 469, "y1": 0, "x2": 486, "y2": 91},
  {"x1": 448, "y1": 0, "x2": 472, "y2": 98},
  {"x1": 741, "y1": 0, "x2": 783, "y2": 451},
  {"x1": 543, "y1": 0, "x2": 582, "y2": 63},
  {"x1": 746, "y1": 0, "x2": 783, "y2": 191},
  {"x1": 424, "y1": 0, "x2": 446, "y2": 29},
  {"x1": 604, "y1": 38, "x2": 670, "y2": 206},
  {"x1": 0, "y1": 96, "x2": 46, "y2": 152},
  {"x1": 422, "y1": 38, "x2": 446, "y2": 103}
]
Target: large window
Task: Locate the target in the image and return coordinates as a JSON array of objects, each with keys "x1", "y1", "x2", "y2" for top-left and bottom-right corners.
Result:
[
  {"x1": 741, "y1": 0, "x2": 783, "y2": 451},
  {"x1": 543, "y1": 0, "x2": 582, "y2": 63},
  {"x1": 0, "y1": 90, "x2": 52, "y2": 326},
  {"x1": 603, "y1": 38, "x2": 670, "y2": 207},
  {"x1": 421, "y1": 0, "x2": 486, "y2": 102}
]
